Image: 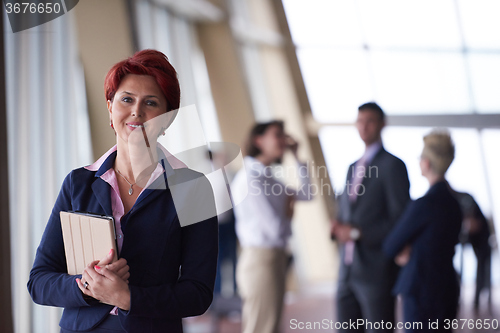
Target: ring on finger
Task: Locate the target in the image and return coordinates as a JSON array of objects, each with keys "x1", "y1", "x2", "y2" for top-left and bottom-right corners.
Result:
[{"x1": 83, "y1": 281, "x2": 89, "y2": 289}]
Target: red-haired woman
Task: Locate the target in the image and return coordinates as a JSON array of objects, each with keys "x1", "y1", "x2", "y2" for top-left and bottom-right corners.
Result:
[{"x1": 28, "y1": 50, "x2": 218, "y2": 333}]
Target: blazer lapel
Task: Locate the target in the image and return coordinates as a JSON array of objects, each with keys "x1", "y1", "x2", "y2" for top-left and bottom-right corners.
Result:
[
  {"x1": 90, "y1": 150, "x2": 117, "y2": 217},
  {"x1": 345, "y1": 162, "x2": 356, "y2": 215},
  {"x1": 91, "y1": 178, "x2": 113, "y2": 216},
  {"x1": 133, "y1": 181, "x2": 168, "y2": 213},
  {"x1": 131, "y1": 157, "x2": 174, "y2": 214}
]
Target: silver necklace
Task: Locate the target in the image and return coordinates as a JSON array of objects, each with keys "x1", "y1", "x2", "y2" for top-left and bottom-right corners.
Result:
[{"x1": 115, "y1": 169, "x2": 137, "y2": 195}]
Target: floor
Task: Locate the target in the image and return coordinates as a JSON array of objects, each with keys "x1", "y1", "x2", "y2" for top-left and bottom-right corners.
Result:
[{"x1": 183, "y1": 283, "x2": 499, "y2": 333}]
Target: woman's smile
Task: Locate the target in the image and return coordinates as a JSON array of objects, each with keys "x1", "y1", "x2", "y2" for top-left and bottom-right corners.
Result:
[{"x1": 126, "y1": 122, "x2": 145, "y2": 130}]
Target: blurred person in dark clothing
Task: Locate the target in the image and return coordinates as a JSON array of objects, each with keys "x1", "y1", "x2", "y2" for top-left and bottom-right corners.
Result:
[
  {"x1": 384, "y1": 129, "x2": 462, "y2": 333},
  {"x1": 453, "y1": 190, "x2": 492, "y2": 309},
  {"x1": 208, "y1": 149, "x2": 238, "y2": 298},
  {"x1": 214, "y1": 210, "x2": 237, "y2": 297}
]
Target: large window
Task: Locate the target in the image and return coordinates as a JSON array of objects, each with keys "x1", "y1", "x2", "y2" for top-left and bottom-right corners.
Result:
[
  {"x1": 283, "y1": 0, "x2": 500, "y2": 285},
  {"x1": 284, "y1": 0, "x2": 500, "y2": 121}
]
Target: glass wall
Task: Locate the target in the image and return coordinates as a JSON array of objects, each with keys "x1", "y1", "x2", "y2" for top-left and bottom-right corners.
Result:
[{"x1": 283, "y1": 0, "x2": 500, "y2": 286}]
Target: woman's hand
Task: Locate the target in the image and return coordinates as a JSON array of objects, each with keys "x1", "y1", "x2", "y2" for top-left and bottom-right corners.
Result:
[
  {"x1": 76, "y1": 262, "x2": 131, "y2": 310},
  {"x1": 80, "y1": 249, "x2": 130, "y2": 289},
  {"x1": 395, "y1": 245, "x2": 411, "y2": 267},
  {"x1": 101, "y1": 249, "x2": 130, "y2": 283},
  {"x1": 285, "y1": 134, "x2": 299, "y2": 158},
  {"x1": 105, "y1": 258, "x2": 130, "y2": 283}
]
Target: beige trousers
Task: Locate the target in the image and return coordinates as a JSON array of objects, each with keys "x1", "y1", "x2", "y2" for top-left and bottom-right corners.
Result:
[{"x1": 236, "y1": 247, "x2": 288, "y2": 333}]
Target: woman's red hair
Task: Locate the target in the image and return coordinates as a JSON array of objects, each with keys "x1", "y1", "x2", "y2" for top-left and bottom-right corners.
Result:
[{"x1": 104, "y1": 49, "x2": 180, "y2": 112}]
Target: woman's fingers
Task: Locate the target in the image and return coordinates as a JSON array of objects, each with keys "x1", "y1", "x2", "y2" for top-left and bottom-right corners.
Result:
[
  {"x1": 113, "y1": 266, "x2": 130, "y2": 283},
  {"x1": 82, "y1": 263, "x2": 101, "y2": 285},
  {"x1": 77, "y1": 260, "x2": 130, "y2": 304},
  {"x1": 115, "y1": 265, "x2": 129, "y2": 278},
  {"x1": 105, "y1": 258, "x2": 129, "y2": 281},
  {"x1": 79, "y1": 265, "x2": 115, "y2": 299},
  {"x1": 77, "y1": 265, "x2": 131, "y2": 309},
  {"x1": 76, "y1": 278, "x2": 93, "y2": 297},
  {"x1": 90, "y1": 266, "x2": 131, "y2": 309},
  {"x1": 107, "y1": 258, "x2": 127, "y2": 271},
  {"x1": 395, "y1": 245, "x2": 411, "y2": 266},
  {"x1": 97, "y1": 249, "x2": 116, "y2": 267}
]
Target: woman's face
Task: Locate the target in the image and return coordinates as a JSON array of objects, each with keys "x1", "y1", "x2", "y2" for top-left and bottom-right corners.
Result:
[
  {"x1": 108, "y1": 74, "x2": 167, "y2": 145},
  {"x1": 419, "y1": 155, "x2": 431, "y2": 177},
  {"x1": 255, "y1": 125, "x2": 287, "y2": 162}
]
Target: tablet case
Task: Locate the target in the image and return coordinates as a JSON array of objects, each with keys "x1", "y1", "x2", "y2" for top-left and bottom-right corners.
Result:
[{"x1": 60, "y1": 211, "x2": 118, "y2": 275}]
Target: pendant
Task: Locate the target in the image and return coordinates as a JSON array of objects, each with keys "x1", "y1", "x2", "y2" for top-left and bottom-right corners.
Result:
[{"x1": 128, "y1": 187, "x2": 133, "y2": 195}]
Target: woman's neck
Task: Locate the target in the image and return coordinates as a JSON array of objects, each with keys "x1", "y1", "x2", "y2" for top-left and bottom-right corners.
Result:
[
  {"x1": 115, "y1": 139, "x2": 158, "y2": 183},
  {"x1": 426, "y1": 173, "x2": 445, "y2": 187},
  {"x1": 255, "y1": 154, "x2": 274, "y2": 166}
]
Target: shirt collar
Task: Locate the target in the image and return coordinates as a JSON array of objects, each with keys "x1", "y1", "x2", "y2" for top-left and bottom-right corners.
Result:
[
  {"x1": 244, "y1": 156, "x2": 275, "y2": 177},
  {"x1": 362, "y1": 140, "x2": 383, "y2": 165},
  {"x1": 85, "y1": 143, "x2": 187, "y2": 178},
  {"x1": 244, "y1": 156, "x2": 265, "y2": 170},
  {"x1": 427, "y1": 179, "x2": 448, "y2": 194}
]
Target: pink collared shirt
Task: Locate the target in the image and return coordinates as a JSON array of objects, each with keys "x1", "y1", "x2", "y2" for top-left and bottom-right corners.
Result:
[
  {"x1": 84, "y1": 144, "x2": 186, "y2": 315},
  {"x1": 344, "y1": 141, "x2": 383, "y2": 265},
  {"x1": 100, "y1": 165, "x2": 165, "y2": 254}
]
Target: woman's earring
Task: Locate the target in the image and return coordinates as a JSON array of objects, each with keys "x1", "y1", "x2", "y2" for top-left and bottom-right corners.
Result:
[{"x1": 110, "y1": 121, "x2": 114, "y2": 129}]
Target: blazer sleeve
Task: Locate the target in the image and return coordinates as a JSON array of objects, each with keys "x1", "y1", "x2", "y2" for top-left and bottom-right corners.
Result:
[
  {"x1": 383, "y1": 197, "x2": 429, "y2": 258},
  {"x1": 122, "y1": 176, "x2": 219, "y2": 319},
  {"x1": 359, "y1": 158, "x2": 410, "y2": 247},
  {"x1": 27, "y1": 171, "x2": 91, "y2": 308}
]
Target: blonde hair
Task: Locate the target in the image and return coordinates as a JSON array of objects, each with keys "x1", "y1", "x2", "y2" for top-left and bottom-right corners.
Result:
[{"x1": 421, "y1": 129, "x2": 455, "y2": 176}]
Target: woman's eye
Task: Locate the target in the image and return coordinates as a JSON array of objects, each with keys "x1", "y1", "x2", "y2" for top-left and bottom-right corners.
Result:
[
  {"x1": 146, "y1": 100, "x2": 158, "y2": 107},
  {"x1": 122, "y1": 97, "x2": 132, "y2": 103}
]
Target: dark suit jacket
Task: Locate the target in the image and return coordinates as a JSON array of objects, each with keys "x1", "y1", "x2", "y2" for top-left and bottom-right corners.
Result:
[
  {"x1": 27, "y1": 150, "x2": 218, "y2": 333},
  {"x1": 383, "y1": 181, "x2": 462, "y2": 308},
  {"x1": 453, "y1": 191, "x2": 491, "y2": 256},
  {"x1": 337, "y1": 148, "x2": 410, "y2": 291}
]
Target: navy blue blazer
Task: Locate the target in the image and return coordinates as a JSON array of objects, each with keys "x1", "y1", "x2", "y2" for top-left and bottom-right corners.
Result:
[
  {"x1": 383, "y1": 181, "x2": 462, "y2": 304},
  {"x1": 28, "y1": 150, "x2": 218, "y2": 333}
]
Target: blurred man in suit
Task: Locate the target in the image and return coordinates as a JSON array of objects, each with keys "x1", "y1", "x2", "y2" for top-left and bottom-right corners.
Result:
[{"x1": 331, "y1": 102, "x2": 410, "y2": 333}]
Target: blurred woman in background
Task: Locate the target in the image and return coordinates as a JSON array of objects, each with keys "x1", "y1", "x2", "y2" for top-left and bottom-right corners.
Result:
[
  {"x1": 231, "y1": 121, "x2": 312, "y2": 333},
  {"x1": 384, "y1": 129, "x2": 462, "y2": 332}
]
